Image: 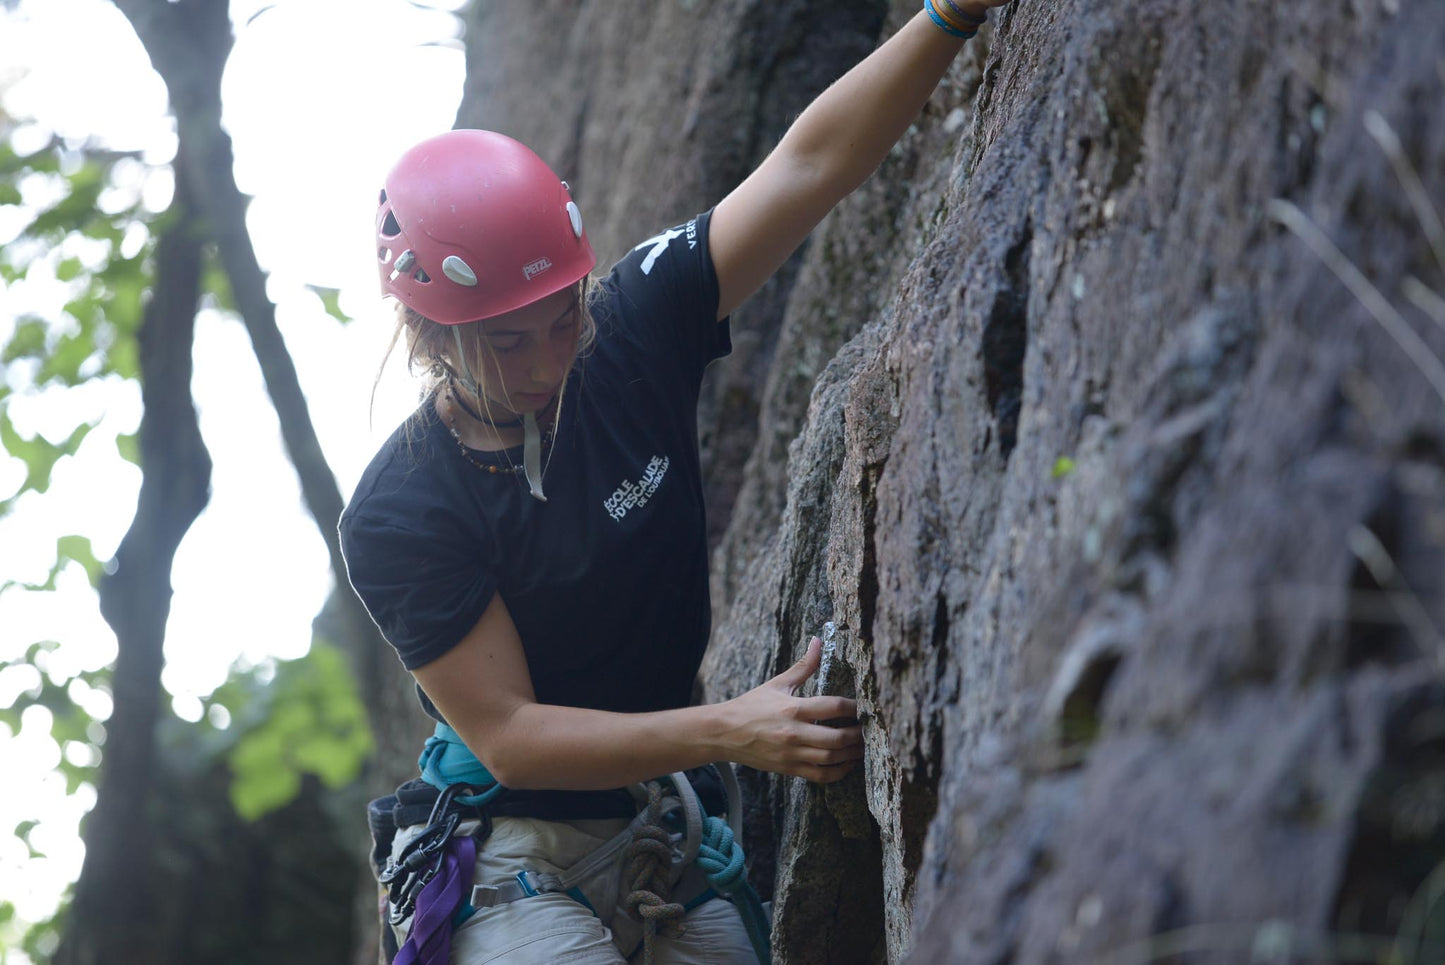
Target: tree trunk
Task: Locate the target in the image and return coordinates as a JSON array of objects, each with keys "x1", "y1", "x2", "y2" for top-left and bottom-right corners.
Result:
[
  {"x1": 57, "y1": 147, "x2": 211, "y2": 965},
  {"x1": 105, "y1": 4, "x2": 429, "y2": 960},
  {"x1": 107, "y1": 0, "x2": 427, "y2": 799}
]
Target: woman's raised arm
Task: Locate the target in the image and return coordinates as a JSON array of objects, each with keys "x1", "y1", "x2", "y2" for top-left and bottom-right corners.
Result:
[{"x1": 710, "y1": 3, "x2": 1007, "y2": 320}]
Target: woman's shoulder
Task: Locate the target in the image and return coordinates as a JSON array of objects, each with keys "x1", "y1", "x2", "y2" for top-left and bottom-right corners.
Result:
[
  {"x1": 597, "y1": 209, "x2": 716, "y2": 305},
  {"x1": 342, "y1": 401, "x2": 455, "y2": 531},
  {"x1": 587, "y1": 209, "x2": 728, "y2": 378}
]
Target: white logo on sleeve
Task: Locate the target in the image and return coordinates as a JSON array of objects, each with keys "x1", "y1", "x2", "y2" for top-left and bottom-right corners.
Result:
[
  {"x1": 632, "y1": 219, "x2": 698, "y2": 275},
  {"x1": 634, "y1": 228, "x2": 683, "y2": 275},
  {"x1": 603, "y1": 455, "x2": 670, "y2": 521}
]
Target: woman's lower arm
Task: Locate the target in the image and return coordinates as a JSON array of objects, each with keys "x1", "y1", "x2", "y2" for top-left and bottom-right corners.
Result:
[
  {"x1": 778, "y1": 11, "x2": 971, "y2": 199},
  {"x1": 482, "y1": 700, "x2": 731, "y2": 791},
  {"x1": 458, "y1": 640, "x2": 864, "y2": 791},
  {"x1": 415, "y1": 593, "x2": 864, "y2": 791}
]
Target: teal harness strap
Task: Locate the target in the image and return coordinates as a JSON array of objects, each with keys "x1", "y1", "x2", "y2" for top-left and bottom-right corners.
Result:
[
  {"x1": 418, "y1": 722, "x2": 506, "y2": 807},
  {"x1": 696, "y1": 815, "x2": 771, "y2": 965}
]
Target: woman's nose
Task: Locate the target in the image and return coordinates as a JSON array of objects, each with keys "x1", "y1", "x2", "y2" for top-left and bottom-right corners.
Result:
[{"x1": 529, "y1": 349, "x2": 564, "y2": 386}]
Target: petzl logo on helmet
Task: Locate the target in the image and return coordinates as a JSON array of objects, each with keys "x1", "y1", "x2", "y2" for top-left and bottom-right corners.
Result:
[{"x1": 523, "y1": 257, "x2": 554, "y2": 280}]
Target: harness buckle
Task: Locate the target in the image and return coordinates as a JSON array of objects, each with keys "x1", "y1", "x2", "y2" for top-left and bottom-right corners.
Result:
[{"x1": 470, "y1": 884, "x2": 503, "y2": 908}]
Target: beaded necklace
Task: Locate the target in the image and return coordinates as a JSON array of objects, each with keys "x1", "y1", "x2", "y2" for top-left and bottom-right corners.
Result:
[{"x1": 442, "y1": 391, "x2": 556, "y2": 476}]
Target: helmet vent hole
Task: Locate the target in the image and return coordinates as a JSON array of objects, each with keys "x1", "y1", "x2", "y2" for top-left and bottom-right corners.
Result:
[
  {"x1": 413, "y1": 268, "x2": 431, "y2": 283},
  {"x1": 379, "y1": 188, "x2": 388, "y2": 206},
  {"x1": 380, "y1": 210, "x2": 401, "y2": 238},
  {"x1": 378, "y1": 246, "x2": 392, "y2": 264}
]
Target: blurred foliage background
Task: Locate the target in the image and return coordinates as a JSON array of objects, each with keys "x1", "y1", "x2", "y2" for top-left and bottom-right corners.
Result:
[
  {"x1": 1, "y1": 95, "x2": 374, "y2": 965},
  {"x1": 0, "y1": 1, "x2": 458, "y2": 960}
]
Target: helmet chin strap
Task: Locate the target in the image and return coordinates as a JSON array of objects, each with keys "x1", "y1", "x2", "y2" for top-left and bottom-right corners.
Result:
[
  {"x1": 522, "y1": 413, "x2": 546, "y2": 502},
  {"x1": 452, "y1": 327, "x2": 548, "y2": 502}
]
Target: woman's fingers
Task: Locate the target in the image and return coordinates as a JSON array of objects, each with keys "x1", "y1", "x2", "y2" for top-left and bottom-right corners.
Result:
[
  {"x1": 798, "y1": 741, "x2": 864, "y2": 767},
  {"x1": 778, "y1": 722, "x2": 863, "y2": 765},
  {"x1": 770, "y1": 636, "x2": 823, "y2": 694},
  {"x1": 790, "y1": 694, "x2": 858, "y2": 722}
]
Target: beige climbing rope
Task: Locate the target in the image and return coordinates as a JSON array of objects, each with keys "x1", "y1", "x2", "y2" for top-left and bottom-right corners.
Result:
[{"x1": 622, "y1": 783, "x2": 687, "y2": 965}]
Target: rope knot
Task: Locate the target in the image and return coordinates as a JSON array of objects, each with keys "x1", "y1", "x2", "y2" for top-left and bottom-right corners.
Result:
[{"x1": 622, "y1": 783, "x2": 688, "y2": 964}]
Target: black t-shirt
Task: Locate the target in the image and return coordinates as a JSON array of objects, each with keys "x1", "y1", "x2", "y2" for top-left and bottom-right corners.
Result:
[{"x1": 340, "y1": 210, "x2": 730, "y2": 746}]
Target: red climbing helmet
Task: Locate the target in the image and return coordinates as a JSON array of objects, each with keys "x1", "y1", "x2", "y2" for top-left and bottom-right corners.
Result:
[{"x1": 376, "y1": 129, "x2": 596, "y2": 325}]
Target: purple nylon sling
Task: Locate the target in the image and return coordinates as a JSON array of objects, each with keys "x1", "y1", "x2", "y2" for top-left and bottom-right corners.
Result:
[{"x1": 393, "y1": 834, "x2": 477, "y2": 965}]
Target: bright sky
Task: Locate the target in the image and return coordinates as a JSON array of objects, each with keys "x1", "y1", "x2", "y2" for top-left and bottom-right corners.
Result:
[{"x1": 0, "y1": 0, "x2": 466, "y2": 952}]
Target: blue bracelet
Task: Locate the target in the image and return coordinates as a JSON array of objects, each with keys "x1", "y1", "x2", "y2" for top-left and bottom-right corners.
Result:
[
  {"x1": 940, "y1": 0, "x2": 988, "y2": 28},
  {"x1": 925, "y1": 0, "x2": 978, "y2": 39}
]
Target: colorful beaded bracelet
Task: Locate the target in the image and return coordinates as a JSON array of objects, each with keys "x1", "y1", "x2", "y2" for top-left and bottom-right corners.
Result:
[
  {"x1": 924, "y1": 0, "x2": 982, "y2": 38},
  {"x1": 940, "y1": 0, "x2": 987, "y2": 28}
]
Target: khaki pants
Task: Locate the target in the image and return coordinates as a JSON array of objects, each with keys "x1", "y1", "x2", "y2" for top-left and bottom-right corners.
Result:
[{"x1": 390, "y1": 816, "x2": 759, "y2": 964}]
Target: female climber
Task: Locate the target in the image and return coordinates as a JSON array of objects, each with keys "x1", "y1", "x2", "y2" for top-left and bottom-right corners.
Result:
[{"x1": 340, "y1": 2, "x2": 1010, "y2": 962}]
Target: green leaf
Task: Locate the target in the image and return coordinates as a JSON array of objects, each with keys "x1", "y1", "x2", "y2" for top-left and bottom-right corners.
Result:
[
  {"x1": 231, "y1": 765, "x2": 300, "y2": 822},
  {"x1": 54, "y1": 257, "x2": 83, "y2": 282},
  {"x1": 115, "y1": 431, "x2": 140, "y2": 465},
  {"x1": 25, "y1": 421, "x2": 92, "y2": 496},
  {"x1": 23, "y1": 639, "x2": 61, "y2": 664},
  {"x1": 62, "y1": 295, "x2": 100, "y2": 332},
  {"x1": 38, "y1": 329, "x2": 97, "y2": 386},
  {"x1": 306, "y1": 285, "x2": 351, "y2": 324},
  {"x1": 1, "y1": 317, "x2": 47, "y2": 363},
  {"x1": 0, "y1": 418, "x2": 95, "y2": 497},
  {"x1": 14, "y1": 141, "x2": 63, "y2": 175},
  {"x1": 0, "y1": 181, "x2": 21, "y2": 206},
  {"x1": 79, "y1": 218, "x2": 125, "y2": 246},
  {"x1": 1051, "y1": 456, "x2": 1076, "y2": 479},
  {"x1": 223, "y1": 641, "x2": 372, "y2": 820},
  {"x1": 105, "y1": 274, "x2": 146, "y2": 334},
  {"x1": 57, "y1": 759, "x2": 95, "y2": 795},
  {"x1": 105, "y1": 335, "x2": 140, "y2": 380},
  {"x1": 96, "y1": 252, "x2": 150, "y2": 331},
  {"x1": 57, "y1": 535, "x2": 103, "y2": 587},
  {"x1": 26, "y1": 166, "x2": 105, "y2": 241}
]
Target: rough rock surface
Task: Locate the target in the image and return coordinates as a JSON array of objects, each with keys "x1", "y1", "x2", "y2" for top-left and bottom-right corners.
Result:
[{"x1": 458, "y1": 1, "x2": 1445, "y2": 962}]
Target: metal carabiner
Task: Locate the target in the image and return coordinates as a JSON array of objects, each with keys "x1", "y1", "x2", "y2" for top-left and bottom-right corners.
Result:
[{"x1": 380, "y1": 783, "x2": 490, "y2": 924}]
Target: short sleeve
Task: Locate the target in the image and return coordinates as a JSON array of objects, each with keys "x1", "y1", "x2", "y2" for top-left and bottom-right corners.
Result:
[
  {"x1": 603, "y1": 208, "x2": 732, "y2": 379},
  {"x1": 339, "y1": 511, "x2": 498, "y2": 670}
]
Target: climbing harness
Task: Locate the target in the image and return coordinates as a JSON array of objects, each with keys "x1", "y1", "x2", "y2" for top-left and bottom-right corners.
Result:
[
  {"x1": 380, "y1": 782, "x2": 492, "y2": 925},
  {"x1": 378, "y1": 781, "x2": 491, "y2": 965},
  {"x1": 370, "y1": 756, "x2": 772, "y2": 964}
]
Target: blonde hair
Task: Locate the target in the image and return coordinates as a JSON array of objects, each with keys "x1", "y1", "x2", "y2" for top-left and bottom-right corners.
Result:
[{"x1": 373, "y1": 276, "x2": 597, "y2": 435}]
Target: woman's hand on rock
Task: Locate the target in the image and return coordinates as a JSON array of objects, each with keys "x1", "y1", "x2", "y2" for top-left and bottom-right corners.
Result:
[{"x1": 716, "y1": 637, "x2": 865, "y2": 783}]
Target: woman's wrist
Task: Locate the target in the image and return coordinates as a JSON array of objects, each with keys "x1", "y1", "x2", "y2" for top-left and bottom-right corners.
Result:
[
  {"x1": 687, "y1": 698, "x2": 738, "y2": 764},
  {"x1": 924, "y1": 0, "x2": 988, "y2": 38}
]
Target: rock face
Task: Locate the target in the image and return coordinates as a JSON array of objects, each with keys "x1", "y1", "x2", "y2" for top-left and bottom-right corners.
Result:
[{"x1": 459, "y1": 1, "x2": 1445, "y2": 962}]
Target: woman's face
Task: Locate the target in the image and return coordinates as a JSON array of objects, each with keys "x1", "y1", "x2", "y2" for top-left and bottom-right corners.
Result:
[{"x1": 465, "y1": 286, "x2": 581, "y2": 416}]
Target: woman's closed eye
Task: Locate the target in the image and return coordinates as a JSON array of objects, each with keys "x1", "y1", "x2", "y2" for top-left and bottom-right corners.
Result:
[{"x1": 486, "y1": 335, "x2": 525, "y2": 354}]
